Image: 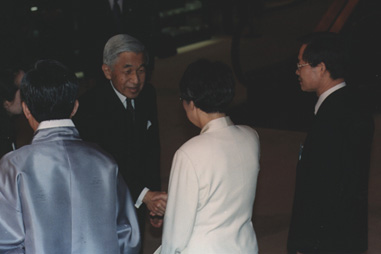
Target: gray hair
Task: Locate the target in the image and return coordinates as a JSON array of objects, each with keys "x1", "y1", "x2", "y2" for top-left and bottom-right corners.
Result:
[{"x1": 103, "y1": 34, "x2": 148, "y2": 68}]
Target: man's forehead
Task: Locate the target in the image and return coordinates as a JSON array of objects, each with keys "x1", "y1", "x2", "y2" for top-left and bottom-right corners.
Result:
[
  {"x1": 122, "y1": 63, "x2": 146, "y2": 68},
  {"x1": 116, "y1": 51, "x2": 146, "y2": 68}
]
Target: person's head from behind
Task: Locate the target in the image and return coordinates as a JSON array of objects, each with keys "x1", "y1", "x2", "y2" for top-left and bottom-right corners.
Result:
[
  {"x1": 0, "y1": 69, "x2": 23, "y2": 116},
  {"x1": 102, "y1": 34, "x2": 148, "y2": 99},
  {"x1": 296, "y1": 32, "x2": 346, "y2": 95},
  {"x1": 179, "y1": 59, "x2": 235, "y2": 126},
  {"x1": 20, "y1": 60, "x2": 79, "y2": 129}
]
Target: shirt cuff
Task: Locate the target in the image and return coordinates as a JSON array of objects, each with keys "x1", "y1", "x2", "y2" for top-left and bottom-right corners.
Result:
[{"x1": 135, "y1": 187, "x2": 150, "y2": 208}]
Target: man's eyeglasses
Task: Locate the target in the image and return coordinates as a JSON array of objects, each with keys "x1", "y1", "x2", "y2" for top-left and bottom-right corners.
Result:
[{"x1": 296, "y1": 63, "x2": 309, "y2": 70}]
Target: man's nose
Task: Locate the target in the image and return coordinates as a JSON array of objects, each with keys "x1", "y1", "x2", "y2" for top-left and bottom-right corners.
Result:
[{"x1": 130, "y1": 72, "x2": 139, "y2": 83}]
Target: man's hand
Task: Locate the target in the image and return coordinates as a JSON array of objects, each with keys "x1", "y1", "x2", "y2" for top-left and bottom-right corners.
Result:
[
  {"x1": 143, "y1": 191, "x2": 167, "y2": 217},
  {"x1": 149, "y1": 213, "x2": 163, "y2": 228}
]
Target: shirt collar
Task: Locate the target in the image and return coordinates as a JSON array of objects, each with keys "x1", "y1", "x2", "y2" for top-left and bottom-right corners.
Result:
[
  {"x1": 110, "y1": 82, "x2": 134, "y2": 109},
  {"x1": 200, "y1": 116, "x2": 234, "y2": 134},
  {"x1": 37, "y1": 119, "x2": 75, "y2": 130},
  {"x1": 314, "y1": 82, "x2": 346, "y2": 115},
  {"x1": 108, "y1": 0, "x2": 123, "y2": 11}
]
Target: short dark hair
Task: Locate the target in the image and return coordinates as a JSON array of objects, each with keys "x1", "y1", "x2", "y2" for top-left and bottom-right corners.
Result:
[
  {"x1": 20, "y1": 60, "x2": 79, "y2": 122},
  {"x1": 0, "y1": 69, "x2": 18, "y2": 104},
  {"x1": 300, "y1": 32, "x2": 347, "y2": 80},
  {"x1": 179, "y1": 59, "x2": 235, "y2": 113}
]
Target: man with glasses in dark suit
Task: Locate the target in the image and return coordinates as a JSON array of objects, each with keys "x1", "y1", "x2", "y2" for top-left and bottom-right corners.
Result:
[{"x1": 287, "y1": 32, "x2": 374, "y2": 254}]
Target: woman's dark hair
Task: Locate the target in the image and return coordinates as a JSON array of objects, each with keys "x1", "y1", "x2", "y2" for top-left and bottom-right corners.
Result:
[
  {"x1": 20, "y1": 60, "x2": 79, "y2": 122},
  {"x1": 300, "y1": 32, "x2": 347, "y2": 80},
  {"x1": 179, "y1": 59, "x2": 235, "y2": 113}
]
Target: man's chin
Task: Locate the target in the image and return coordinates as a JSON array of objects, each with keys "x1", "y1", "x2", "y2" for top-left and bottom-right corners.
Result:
[
  {"x1": 124, "y1": 88, "x2": 141, "y2": 98},
  {"x1": 299, "y1": 83, "x2": 308, "y2": 92}
]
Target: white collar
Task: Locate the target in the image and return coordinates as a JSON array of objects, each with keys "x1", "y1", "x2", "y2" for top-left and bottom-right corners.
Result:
[
  {"x1": 108, "y1": 0, "x2": 123, "y2": 11},
  {"x1": 314, "y1": 82, "x2": 346, "y2": 114},
  {"x1": 200, "y1": 116, "x2": 233, "y2": 134},
  {"x1": 110, "y1": 82, "x2": 134, "y2": 109},
  {"x1": 37, "y1": 119, "x2": 75, "y2": 130}
]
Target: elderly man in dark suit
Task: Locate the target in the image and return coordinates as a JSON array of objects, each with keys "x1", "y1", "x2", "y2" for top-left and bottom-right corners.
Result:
[
  {"x1": 73, "y1": 34, "x2": 167, "y2": 238},
  {"x1": 287, "y1": 32, "x2": 374, "y2": 254}
]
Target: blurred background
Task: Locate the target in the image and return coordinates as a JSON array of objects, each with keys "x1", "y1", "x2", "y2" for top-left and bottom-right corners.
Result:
[{"x1": 1, "y1": 0, "x2": 380, "y2": 131}]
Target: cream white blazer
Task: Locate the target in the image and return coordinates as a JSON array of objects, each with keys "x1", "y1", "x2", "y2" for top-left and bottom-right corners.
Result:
[{"x1": 157, "y1": 116, "x2": 260, "y2": 254}]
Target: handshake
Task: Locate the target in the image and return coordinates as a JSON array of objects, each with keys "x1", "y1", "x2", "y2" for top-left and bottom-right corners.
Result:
[{"x1": 143, "y1": 191, "x2": 168, "y2": 228}]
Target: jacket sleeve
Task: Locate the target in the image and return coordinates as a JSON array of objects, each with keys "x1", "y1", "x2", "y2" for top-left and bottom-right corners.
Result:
[
  {"x1": 0, "y1": 159, "x2": 25, "y2": 254},
  {"x1": 116, "y1": 174, "x2": 141, "y2": 254},
  {"x1": 160, "y1": 149, "x2": 198, "y2": 254}
]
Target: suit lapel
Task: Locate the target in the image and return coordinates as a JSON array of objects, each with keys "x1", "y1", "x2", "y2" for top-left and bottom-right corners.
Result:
[{"x1": 104, "y1": 83, "x2": 126, "y2": 114}]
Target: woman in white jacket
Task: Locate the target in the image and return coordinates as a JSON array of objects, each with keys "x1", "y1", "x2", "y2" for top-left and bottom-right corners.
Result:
[{"x1": 156, "y1": 59, "x2": 260, "y2": 254}]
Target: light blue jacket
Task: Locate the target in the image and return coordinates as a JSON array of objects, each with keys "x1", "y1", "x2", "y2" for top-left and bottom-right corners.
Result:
[{"x1": 0, "y1": 121, "x2": 140, "y2": 254}]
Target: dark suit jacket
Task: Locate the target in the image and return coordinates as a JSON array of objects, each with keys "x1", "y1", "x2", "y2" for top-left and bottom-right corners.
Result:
[
  {"x1": 73, "y1": 82, "x2": 161, "y2": 202},
  {"x1": 287, "y1": 86, "x2": 374, "y2": 253}
]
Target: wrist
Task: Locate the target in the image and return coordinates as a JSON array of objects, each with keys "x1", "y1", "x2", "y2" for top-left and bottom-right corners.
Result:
[
  {"x1": 143, "y1": 190, "x2": 152, "y2": 204},
  {"x1": 135, "y1": 187, "x2": 150, "y2": 208}
]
